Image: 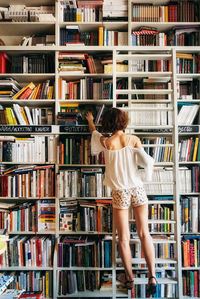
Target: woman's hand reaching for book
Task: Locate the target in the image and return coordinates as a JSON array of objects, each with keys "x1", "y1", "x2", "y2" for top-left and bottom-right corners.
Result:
[
  {"x1": 85, "y1": 111, "x2": 94, "y2": 123},
  {"x1": 85, "y1": 111, "x2": 96, "y2": 133}
]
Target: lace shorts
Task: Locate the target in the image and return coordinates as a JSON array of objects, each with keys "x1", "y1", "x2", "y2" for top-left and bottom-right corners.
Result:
[{"x1": 112, "y1": 186, "x2": 148, "y2": 209}]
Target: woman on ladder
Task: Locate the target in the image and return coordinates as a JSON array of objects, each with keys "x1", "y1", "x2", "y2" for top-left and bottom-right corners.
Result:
[{"x1": 86, "y1": 107, "x2": 157, "y2": 296}]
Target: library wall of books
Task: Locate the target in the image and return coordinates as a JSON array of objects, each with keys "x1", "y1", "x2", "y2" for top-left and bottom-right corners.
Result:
[{"x1": 0, "y1": 0, "x2": 200, "y2": 298}]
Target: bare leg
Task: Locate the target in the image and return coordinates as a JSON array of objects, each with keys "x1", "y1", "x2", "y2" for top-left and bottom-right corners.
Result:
[
  {"x1": 133, "y1": 204, "x2": 156, "y2": 284},
  {"x1": 113, "y1": 207, "x2": 133, "y2": 283}
]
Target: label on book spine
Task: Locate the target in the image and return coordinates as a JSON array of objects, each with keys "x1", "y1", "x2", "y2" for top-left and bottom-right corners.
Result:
[{"x1": 0, "y1": 125, "x2": 52, "y2": 133}]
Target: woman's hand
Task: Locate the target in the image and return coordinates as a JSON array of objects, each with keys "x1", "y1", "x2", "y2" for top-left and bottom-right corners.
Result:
[
  {"x1": 85, "y1": 111, "x2": 96, "y2": 133},
  {"x1": 85, "y1": 111, "x2": 94, "y2": 123}
]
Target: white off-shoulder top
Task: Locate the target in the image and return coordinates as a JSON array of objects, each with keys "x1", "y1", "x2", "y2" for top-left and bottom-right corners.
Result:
[{"x1": 91, "y1": 130, "x2": 154, "y2": 190}]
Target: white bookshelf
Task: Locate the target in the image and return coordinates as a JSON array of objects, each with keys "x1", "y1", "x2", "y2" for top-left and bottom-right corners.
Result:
[{"x1": 0, "y1": 0, "x2": 199, "y2": 298}]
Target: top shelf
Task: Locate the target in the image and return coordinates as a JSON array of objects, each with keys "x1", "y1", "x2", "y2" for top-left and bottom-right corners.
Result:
[{"x1": 0, "y1": 0, "x2": 55, "y2": 5}]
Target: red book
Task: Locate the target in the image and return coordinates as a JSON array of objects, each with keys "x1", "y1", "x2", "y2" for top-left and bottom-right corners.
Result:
[
  {"x1": 19, "y1": 87, "x2": 33, "y2": 100},
  {"x1": 0, "y1": 53, "x2": 10, "y2": 73},
  {"x1": 21, "y1": 208, "x2": 25, "y2": 231},
  {"x1": 194, "y1": 271, "x2": 198, "y2": 297},
  {"x1": 69, "y1": 81, "x2": 74, "y2": 99},
  {"x1": 38, "y1": 170, "x2": 41, "y2": 198},
  {"x1": 51, "y1": 169, "x2": 54, "y2": 196},
  {"x1": 187, "y1": 137, "x2": 193, "y2": 161},
  {"x1": 36, "y1": 238, "x2": 42, "y2": 266}
]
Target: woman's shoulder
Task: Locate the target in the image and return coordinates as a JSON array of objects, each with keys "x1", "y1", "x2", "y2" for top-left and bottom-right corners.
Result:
[{"x1": 128, "y1": 134, "x2": 142, "y2": 148}]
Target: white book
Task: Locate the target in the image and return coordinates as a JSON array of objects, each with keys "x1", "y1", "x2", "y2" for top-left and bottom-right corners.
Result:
[
  {"x1": 191, "y1": 197, "x2": 198, "y2": 232},
  {"x1": 60, "y1": 171, "x2": 64, "y2": 198},
  {"x1": 186, "y1": 105, "x2": 199, "y2": 125}
]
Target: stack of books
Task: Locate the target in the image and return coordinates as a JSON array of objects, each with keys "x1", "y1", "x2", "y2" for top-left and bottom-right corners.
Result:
[
  {"x1": 103, "y1": 0, "x2": 128, "y2": 21},
  {"x1": 0, "y1": 77, "x2": 21, "y2": 100}
]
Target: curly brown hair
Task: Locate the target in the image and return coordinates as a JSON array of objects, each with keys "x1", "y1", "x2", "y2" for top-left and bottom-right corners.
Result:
[{"x1": 101, "y1": 107, "x2": 129, "y2": 133}]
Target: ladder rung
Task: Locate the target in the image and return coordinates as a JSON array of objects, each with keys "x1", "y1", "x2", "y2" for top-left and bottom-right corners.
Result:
[
  {"x1": 116, "y1": 72, "x2": 172, "y2": 77},
  {"x1": 130, "y1": 278, "x2": 177, "y2": 285},
  {"x1": 142, "y1": 144, "x2": 174, "y2": 147},
  {"x1": 116, "y1": 54, "x2": 172, "y2": 60},
  {"x1": 116, "y1": 258, "x2": 177, "y2": 264},
  {"x1": 116, "y1": 89, "x2": 172, "y2": 94},
  {"x1": 129, "y1": 219, "x2": 176, "y2": 224},
  {"x1": 121, "y1": 107, "x2": 173, "y2": 111},
  {"x1": 129, "y1": 238, "x2": 176, "y2": 244}
]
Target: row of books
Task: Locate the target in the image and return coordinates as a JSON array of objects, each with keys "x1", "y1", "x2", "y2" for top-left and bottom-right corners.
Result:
[
  {"x1": 12, "y1": 81, "x2": 54, "y2": 100},
  {"x1": 169, "y1": 27, "x2": 200, "y2": 47},
  {"x1": 0, "y1": 236, "x2": 54, "y2": 267},
  {"x1": 58, "y1": 136, "x2": 105, "y2": 165},
  {"x1": 132, "y1": 27, "x2": 200, "y2": 48},
  {"x1": 57, "y1": 270, "x2": 176, "y2": 296},
  {"x1": 3, "y1": 199, "x2": 56, "y2": 232},
  {"x1": 58, "y1": 52, "x2": 103, "y2": 74},
  {"x1": 0, "y1": 5, "x2": 55, "y2": 22},
  {"x1": 131, "y1": 104, "x2": 173, "y2": 126},
  {"x1": 180, "y1": 196, "x2": 200, "y2": 233},
  {"x1": 58, "y1": 270, "x2": 101, "y2": 295},
  {"x1": 58, "y1": 0, "x2": 103, "y2": 22},
  {"x1": 178, "y1": 137, "x2": 200, "y2": 162},
  {"x1": 60, "y1": 27, "x2": 101, "y2": 46},
  {"x1": 10, "y1": 54, "x2": 54, "y2": 74},
  {"x1": 142, "y1": 137, "x2": 173, "y2": 163},
  {"x1": 182, "y1": 237, "x2": 200, "y2": 268},
  {"x1": 60, "y1": 199, "x2": 112, "y2": 233},
  {"x1": 140, "y1": 167, "x2": 199, "y2": 195},
  {"x1": 0, "y1": 165, "x2": 55, "y2": 197},
  {"x1": 57, "y1": 168, "x2": 111, "y2": 198},
  {"x1": 0, "y1": 105, "x2": 53, "y2": 125},
  {"x1": 58, "y1": 237, "x2": 112, "y2": 268},
  {"x1": 128, "y1": 59, "x2": 171, "y2": 72},
  {"x1": 6, "y1": 271, "x2": 53, "y2": 298},
  {"x1": 131, "y1": 31, "x2": 167, "y2": 47},
  {"x1": 0, "y1": 136, "x2": 56, "y2": 163},
  {"x1": 183, "y1": 270, "x2": 200, "y2": 297},
  {"x1": 132, "y1": 1, "x2": 199, "y2": 22},
  {"x1": 179, "y1": 166, "x2": 200, "y2": 193},
  {"x1": 148, "y1": 204, "x2": 174, "y2": 233},
  {"x1": 58, "y1": 78, "x2": 113, "y2": 100},
  {"x1": 177, "y1": 78, "x2": 200, "y2": 100},
  {"x1": 128, "y1": 236, "x2": 175, "y2": 268}
]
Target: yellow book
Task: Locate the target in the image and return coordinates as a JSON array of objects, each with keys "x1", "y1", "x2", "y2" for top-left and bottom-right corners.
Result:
[
  {"x1": 167, "y1": 207, "x2": 170, "y2": 232},
  {"x1": 45, "y1": 271, "x2": 49, "y2": 297},
  {"x1": 10, "y1": 108, "x2": 17, "y2": 125},
  {"x1": 165, "y1": 6, "x2": 168, "y2": 22},
  {"x1": 164, "y1": 140, "x2": 169, "y2": 162},
  {"x1": 5, "y1": 108, "x2": 14, "y2": 124},
  {"x1": 194, "y1": 239, "x2": 198, "y2": 267},
  {"x1": 165, "y1": 243, "x2": 168, "y2": 267},
  {"x1": 48, "y1": 86, "x2": 54, "y2": 99},
  {"x1": 31, "y1": 84, "x2": 40, "y2": 100},
  {"x1": 20, "y1": 107, "x2": 29, "y2": 125},
  {"x1": 98, "y1": 26, "x2": 104, "y2": 46},
  {"x1": 176, "y1": 53, "x2": 194, "y2": 59},
  {"x1": 60, "y1": 103, "x2": 79, "y2": 107},
  {"x1": 12, "y1": 82, "x2": 35, "y2": 100},
  {"x1": 193, "y1": 137, "x2": 199, "y2": 161}
]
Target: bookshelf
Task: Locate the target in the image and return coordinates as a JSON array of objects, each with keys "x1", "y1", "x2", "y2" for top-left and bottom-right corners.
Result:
[{"x1": 0, "y1": 0, "x2": 199, "y2": 298}]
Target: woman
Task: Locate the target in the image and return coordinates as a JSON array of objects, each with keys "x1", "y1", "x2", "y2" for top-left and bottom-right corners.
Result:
[{"x1": 86, "y1": 107, "x2": 157, "y2": 295}]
